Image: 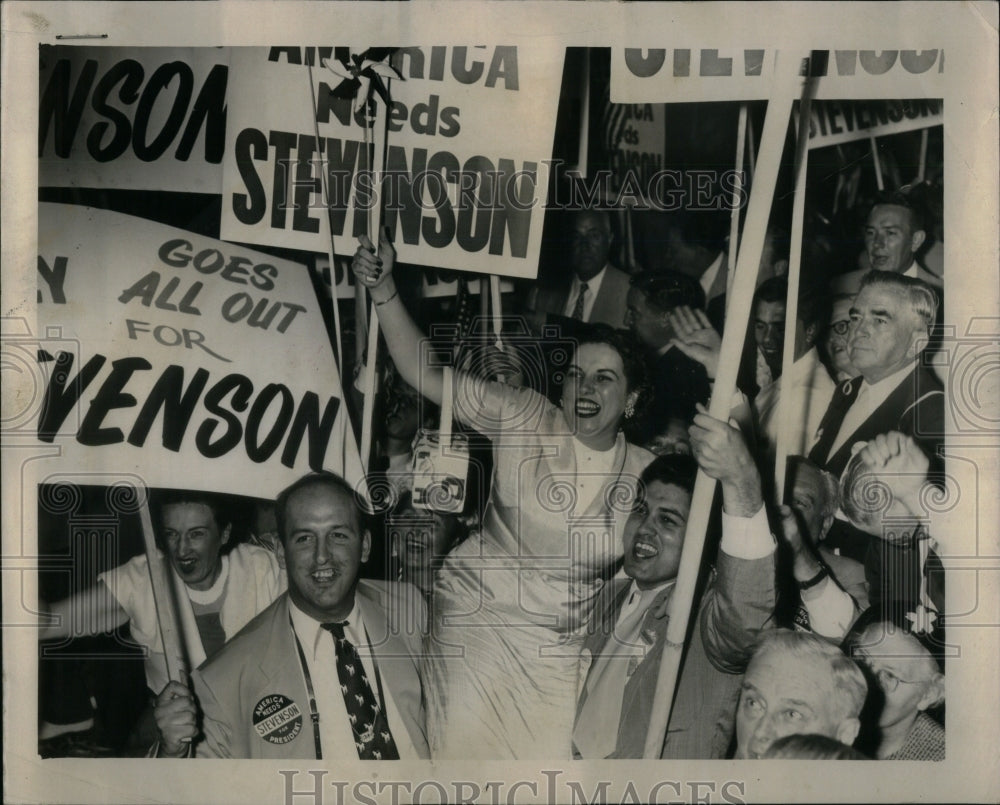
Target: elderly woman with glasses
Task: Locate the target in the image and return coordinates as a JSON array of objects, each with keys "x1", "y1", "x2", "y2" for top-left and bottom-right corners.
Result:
[{"x1": 848, "y1": 613, "x2": 945, "y2": 760}]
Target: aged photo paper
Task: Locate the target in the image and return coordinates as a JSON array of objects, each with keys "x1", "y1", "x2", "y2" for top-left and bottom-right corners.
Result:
[{"x1": 3, "y1": 2, "x2": 998, "y2": 803}]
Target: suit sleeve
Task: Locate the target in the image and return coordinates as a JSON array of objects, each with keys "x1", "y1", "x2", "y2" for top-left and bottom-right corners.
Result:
[
  {"x1": 699, "y1": 513, "x2": 777, "y2": 674},
  {"x1": 191, "y1": 670, "x2": 234, "y2": 759},
  {"x1": 904, "y1": 386, "x2": 945, "y2": 481}
]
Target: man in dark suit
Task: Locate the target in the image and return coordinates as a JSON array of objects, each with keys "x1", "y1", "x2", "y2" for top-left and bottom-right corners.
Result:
[
  {"x1": 572, "y1": 408, "x2": 776, "y2": 759},
  {"x1": 624, "y1": 270, "x2": 712, "y2": 444},
  {"x1": 807, "y1": 270, "x2": 944, "y2": 605},
  {"x1": 809, "y1": 271, "x2": 943, "y2": 481},
  {"x1": 153, "y1": 472, "x2": 429, "y2": 759},
  {"x1": 530, "y1": 209, "x2": 631, "y2": 328}
]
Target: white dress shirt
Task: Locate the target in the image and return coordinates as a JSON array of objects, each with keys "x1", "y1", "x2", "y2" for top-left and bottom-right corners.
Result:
[
  {"x1": 699, "y1": 251, "x2": 726, "y2": 302},
  {"x1": 825, "y1": 360, "x2": 917, "y2": 460},
  {"x1": 288, "y1": 598, "x2": 418, "y2": 759},
  {"x1": 564, "y1": 265, "x2": 608, "y2": 321}
]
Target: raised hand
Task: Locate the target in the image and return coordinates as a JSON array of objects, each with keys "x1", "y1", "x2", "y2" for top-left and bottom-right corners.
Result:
[
  {"x1": 689, "y1": 403, "x2": 762, "y2": 517},
  {"x1": 669, "y1": 306, "x2": 722, "y2": 379},
  {"x1": 352, "y1": 231, "x2": 397, "y2": 300},
  {"x1": 855, "y1": 431, "x2": 930, "y2": 515}
]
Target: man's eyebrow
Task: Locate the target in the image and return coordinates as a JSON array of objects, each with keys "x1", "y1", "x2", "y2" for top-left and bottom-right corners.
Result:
[
  {"x1": 871, "y1": 307, "x2": 893, "y2": 319},
  {"x1": 780, "y1": 698, "x2": 817, "y2": 713},
  {"x1": 653, "y1": 504, "x2": 686, "y2": 519}
]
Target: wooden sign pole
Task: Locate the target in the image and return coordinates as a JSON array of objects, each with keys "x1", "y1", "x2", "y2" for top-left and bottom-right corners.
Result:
[{"x1": 642, "y1": 50, "x2": 809, "y2": 759}]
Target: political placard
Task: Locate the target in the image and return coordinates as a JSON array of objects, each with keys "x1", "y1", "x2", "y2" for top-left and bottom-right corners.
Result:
[
  {"x1": 38, "y1": 47, "x2": 228, "y2": 192},
  {"x1": 604, "y1": 102, "x2": 667, "y2": 194},
  {"x1": 804, "y1": 98, "x2": 942, "y2": 149},
  {"x1": 611, "y1": 48, "x2": 946, "y2": 103},
  {"x1": 35, "y1": 202, "x2": 364, "y2": 499},
  {"x1": 219, "y1": 46, "x2": 564, "y2": 278}
]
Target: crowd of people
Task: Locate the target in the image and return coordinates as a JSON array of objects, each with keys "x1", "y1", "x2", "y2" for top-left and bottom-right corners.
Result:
[{"x1": 39, "y1": 183, "x2": 947, "y2": 761}]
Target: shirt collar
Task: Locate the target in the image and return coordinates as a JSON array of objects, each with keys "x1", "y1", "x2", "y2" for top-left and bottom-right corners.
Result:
[
  {"x1": 624, "y1": 578, "x2": 676, "y2": 610},
  {"x1": 573, "y1": 264, "x2": 608, "y2": 296},
  {"x1": 699, "y1": 252, "x2": 725, "y2": 298},
  {"x1": 288, "y1": 595, "x2": 365, "y2": 661},
  {"x1": 860, "y1": 359, "x2": 917, "y2": 398}
]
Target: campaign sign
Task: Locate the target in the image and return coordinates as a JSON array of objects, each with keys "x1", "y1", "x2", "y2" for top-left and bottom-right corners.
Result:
[
  {"x1": 35, "y1": 202, "x2": 364, "y2": 499},
  {"x1": 220, "y1": 46, "x2": 564, "y2": 278},
  {"x1": 804, "y1": 98, "x2": 942, "y2": 149},
  {"x1": 38, "y1": 47, "x2": 228, "y2": 193},
  {"x1": 611, "y1": 48, "x2": 946, "y2": 103}
]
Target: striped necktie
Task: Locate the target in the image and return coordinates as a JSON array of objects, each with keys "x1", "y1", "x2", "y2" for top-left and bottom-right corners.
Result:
[{"x1": 571, "y1": 282, "x2": 590, "y2": 321}]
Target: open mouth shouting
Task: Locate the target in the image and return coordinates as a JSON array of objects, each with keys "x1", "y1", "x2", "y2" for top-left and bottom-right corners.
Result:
[
  {"x1": 176, "y1": 556, "x2": 199, "y2": 575},
  {"x1": 575, "y1": 397, "x2": 601, "y2": 418},
  {"x1": 630, "y1": 537, "x2": 659, "y2": 561}
]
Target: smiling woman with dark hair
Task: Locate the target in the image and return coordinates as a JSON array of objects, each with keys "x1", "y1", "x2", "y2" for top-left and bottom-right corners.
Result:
[{"x1": 353, "y1": 234, "x2": 655, "y2": 760}]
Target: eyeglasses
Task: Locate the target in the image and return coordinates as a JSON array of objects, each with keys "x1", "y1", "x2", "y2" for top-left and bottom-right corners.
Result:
[
  {"x1": 872, "y1": 666, "x2": 926, "y2": 693},
  {"x1": 830, "y1": 320, "x2": 850, "y2": 336},
  {"x1": 855, "y1": 655, "x2": 926, "y2": 692}
]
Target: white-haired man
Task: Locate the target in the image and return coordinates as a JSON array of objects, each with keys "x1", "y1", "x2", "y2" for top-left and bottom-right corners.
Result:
[{"x1": 735, "y1": 630, "x2": 868, "y2": 759}]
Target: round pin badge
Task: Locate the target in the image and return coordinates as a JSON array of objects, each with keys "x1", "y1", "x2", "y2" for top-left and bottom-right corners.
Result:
[{"x1": 253, "y1": 694, "x2": 302, "y2": 745}]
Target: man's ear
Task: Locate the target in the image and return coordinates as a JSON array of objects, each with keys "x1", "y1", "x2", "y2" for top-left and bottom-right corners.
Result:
[
  {"x1": 361, "y1": 530, "x2": 372, "y2": 564},
  {"x1": 274, "y1": 538, "x2": 286, "y2": 570},
  {"x1": 820, "y1": 513, "x2": 835, "y2": 541},
  {"x1": 221, "y1": 524, "x2": 232, "y2": 546},
  {"x1": 835, "y1": 717, "x2": 861, "y2": 749},
  {"x1": 910, "y1": 228, "x2": 927, "y2": 255},
  {"x1": 906, "y1": 321, "x2": 929, "y2": 359}
]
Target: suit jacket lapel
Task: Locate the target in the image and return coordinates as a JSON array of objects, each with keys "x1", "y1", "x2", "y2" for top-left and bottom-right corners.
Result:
[
  {"x1": 808, "y1": 376, "x2": 862, "y2": 467},
  {"x1": 257, "y1": 596, "x2": 295, "y2": 684},
  {"x1": 356, "y1": 583, "x2": 389, "y2": 653},
  {"x1": 584, "y1": 579, "x2": 632, "y2": 658},
  {"x1": 824, "y1": 367, "x2": 919, "y2": 473}
]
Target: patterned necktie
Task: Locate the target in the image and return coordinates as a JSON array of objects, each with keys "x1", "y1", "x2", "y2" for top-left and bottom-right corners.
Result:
[
  {"x1": 322, "y1": 622, "x2": 399, "y2": 760},
  {"x1": 571, "y1": 282, "x2": 589, "y2": 321}
]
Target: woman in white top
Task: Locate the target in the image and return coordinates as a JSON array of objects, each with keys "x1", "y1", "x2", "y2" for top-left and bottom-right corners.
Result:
[{"x1": 353, "y1": 235, "x2": 654, "y2": 759}]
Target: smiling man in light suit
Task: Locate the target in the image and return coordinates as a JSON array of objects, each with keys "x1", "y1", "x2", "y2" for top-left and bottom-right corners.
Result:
[
  {"x1": 573, "y1": 411, "x2": 776, "y2": 759},
  {"x1": 154, "y1": 472, "x2": 429, "y2": 759}
]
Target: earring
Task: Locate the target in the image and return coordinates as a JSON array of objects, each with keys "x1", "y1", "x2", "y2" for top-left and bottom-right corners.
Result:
[{"x1": 624, "y1": 399, "x2": 635, "y2": 419}]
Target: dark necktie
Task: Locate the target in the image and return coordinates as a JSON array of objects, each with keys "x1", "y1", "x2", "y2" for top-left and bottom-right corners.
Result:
[
  {"x1": 321, "y1": 621, "x2": 399, "y2": 760},
  {"x1": 571, "y1": 282, "x2": 589, "y2": 321},
  {"x1": 808, "y1": 376, "x2": 863, "y2": 468}
]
